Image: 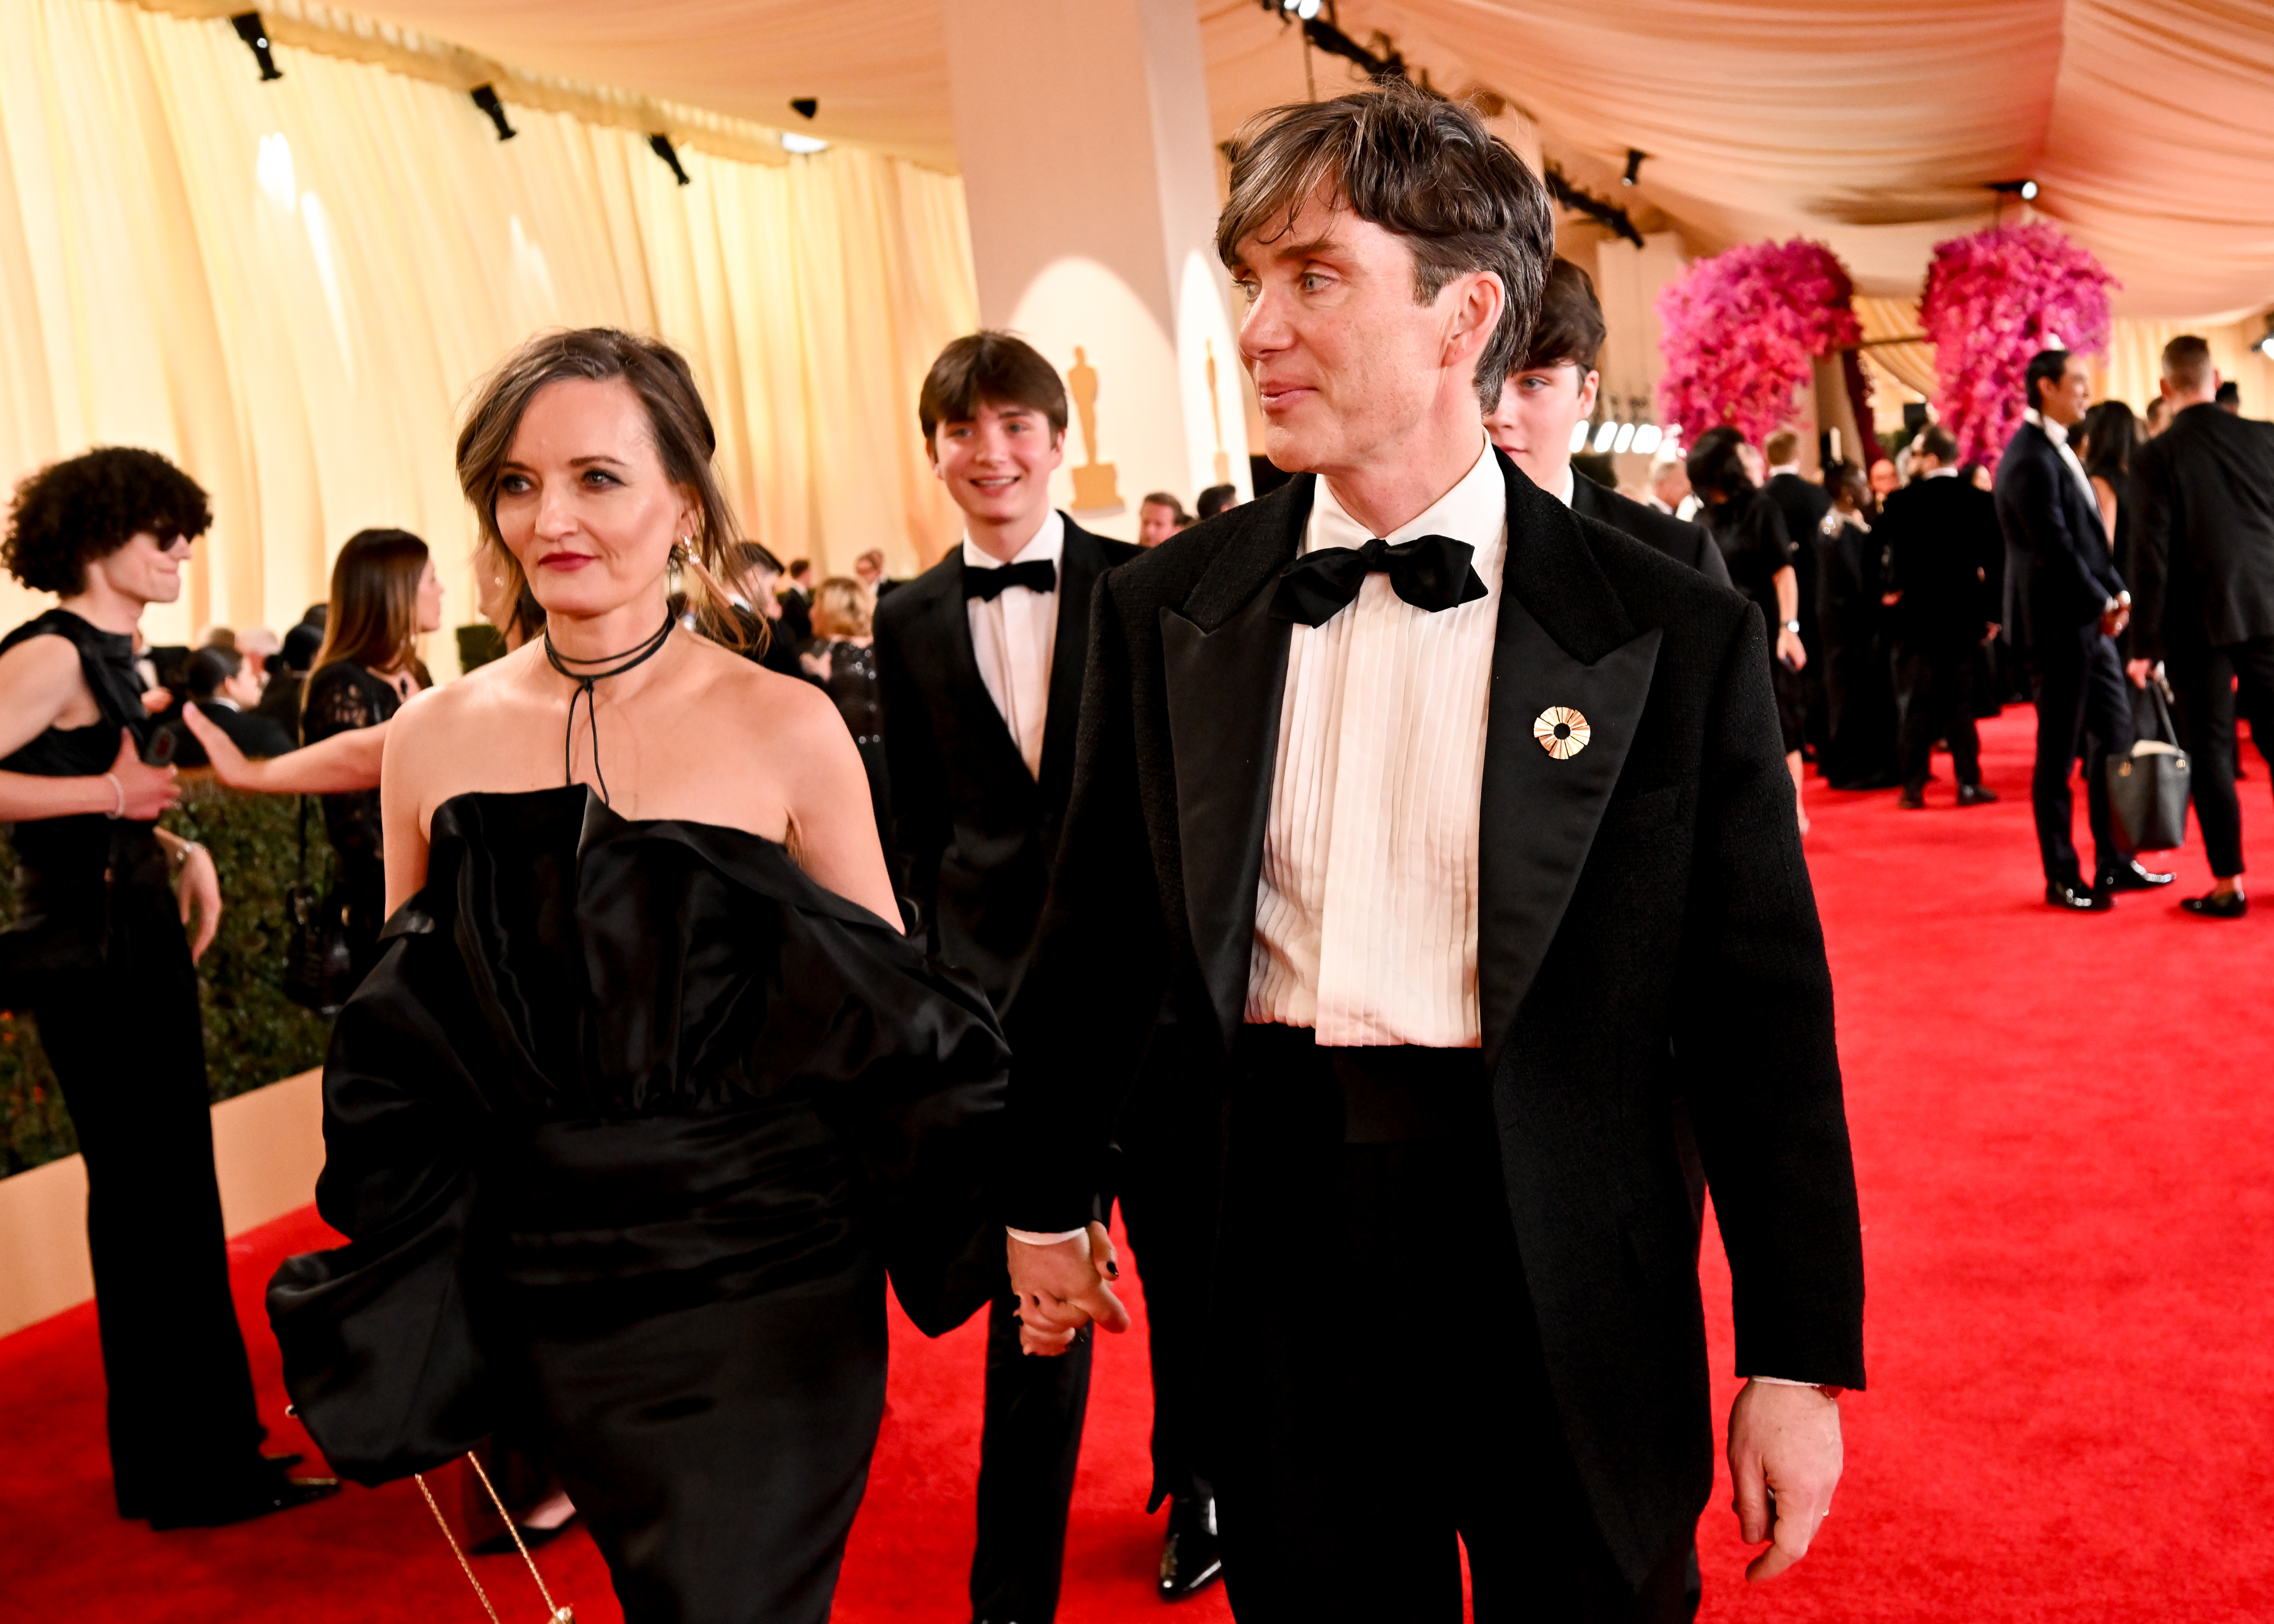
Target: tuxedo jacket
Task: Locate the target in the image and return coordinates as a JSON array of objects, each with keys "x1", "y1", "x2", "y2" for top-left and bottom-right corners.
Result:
[
  {"x1": 1765, "y1": 472, "x2": 1833, "y2": 566},
  {"x1": 158, "y1": 700, "x2": 296, "y2": 767},
  {"x1": 1005, "y1": 450, "x2": 1865, "y2": 1585},
  {"x1": 874, "y1": 517, "x2": 1140, "y2": 1008},
  {"x1": 2129, "y1": 402, "x2": 2274, "y2": 661},
  {"x1": 1569, "y1": 474, "x2": 1732, "y2": 586},
  {"x1": 1879, "y1": 476, "x2": 2002, "y2": 644},
  {"x1": 1994, "y1": 421, "x2": 2124, "y2": 658}
]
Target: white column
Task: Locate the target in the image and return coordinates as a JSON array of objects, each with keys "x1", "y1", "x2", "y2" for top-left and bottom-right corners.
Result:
[{"x1": 940, "y1": 0, "x2": 1250, "y2": 537}]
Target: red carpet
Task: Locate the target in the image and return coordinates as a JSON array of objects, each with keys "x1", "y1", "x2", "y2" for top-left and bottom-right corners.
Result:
[{"x1": 7, "y1": 709, "x2": 2272, "y2": 1621}]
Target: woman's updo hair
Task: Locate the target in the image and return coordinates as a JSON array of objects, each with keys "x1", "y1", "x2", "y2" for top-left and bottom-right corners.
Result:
[
  {"x1": 455, "y1": 328, "x2": 750, "y2": 650},
  {"x1": 1684, "y1": 425, "x2": 1756, "y2": 507}
]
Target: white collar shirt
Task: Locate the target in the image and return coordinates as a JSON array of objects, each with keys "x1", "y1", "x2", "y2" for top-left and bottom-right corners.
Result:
[
  {"x1": 1553, "y1": 465, "x2": 1576, "y2": 507},
  {"x1": 962, "y1": 510, "x2": 1064, "y2": 780},
  {"x1": 2025, "y1": 409, "x2": 2102, "y2": 518},
  {"x1": 1247, "y1": 439, "x2": 1507, "y2": 1048}
]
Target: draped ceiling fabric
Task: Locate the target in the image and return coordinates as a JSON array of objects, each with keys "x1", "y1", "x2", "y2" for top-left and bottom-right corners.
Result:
[
  {"x1": 0, "y1": 0, "x2": 977, "y2": 661},
  {"x1": 312, "y1": 0, "x2": 2274, "y2": 323}
]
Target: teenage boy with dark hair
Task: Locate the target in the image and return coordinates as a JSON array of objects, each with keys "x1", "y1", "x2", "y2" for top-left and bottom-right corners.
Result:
[
  {"x1": 1483, "y1": 257, "x2": 1729, "y2": 584},
  {"x1": 1004, "y1": 84, "x2": 1864, "y2": 1620},
  {"x1": 873, "y1": 332, "x2": 1158, "y2": 1621},
  {"x1": 0, "y1": 446, "x2": 337, "y2": 1527}
]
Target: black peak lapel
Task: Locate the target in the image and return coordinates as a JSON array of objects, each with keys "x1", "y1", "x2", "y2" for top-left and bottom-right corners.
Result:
[
  {"x1": 919, "y1": 552, "x2": 1030, "y2": 780},
  {"x1": 1161, "y1": 477, "x2": 1310, "y2": 1048},
  {"x1": 1478, "y1": 452, "x2": 1661, "y2": 1065},
  {"x1": 1037, "y1": 521, "x2": 1106, "y2": 811}
]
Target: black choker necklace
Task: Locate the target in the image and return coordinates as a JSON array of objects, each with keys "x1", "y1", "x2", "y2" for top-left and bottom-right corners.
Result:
[{"x1": 544, "y1": 614, "x2": 674, "y2": 807}]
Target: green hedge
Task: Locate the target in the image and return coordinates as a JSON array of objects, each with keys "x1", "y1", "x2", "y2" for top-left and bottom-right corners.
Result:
[{"x1": 1, "y1": 779, "x2": 337, "y2": 1177}]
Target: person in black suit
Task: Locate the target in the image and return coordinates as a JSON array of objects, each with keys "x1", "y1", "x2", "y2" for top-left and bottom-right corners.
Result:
[
  {"x1": 778, "y1": 558, "x2": 815, "y2": 647},
  {"x1": 719, "y1": 541, "x2": 807, "y2": 678},
  {"x1": 1814, "y1": 463, "x2": 1900, "y2": 788},
  {"x1": 1764, "y1": 430, "x2": 1832, "y2": 752},
  {"x1": 1006, "y1": 86, "x2": 1862, "y2": 1623},
  {"x1": 159, "y1": 646, "x2": 296, "y2": 766},
  {"x1": 2128, "y1": 333, "x2": 2274, "y2": 918},
  {"x1": 1483, "y1": 257, "x2": 1731, "y2": 587},
  {"x1": 873, "y1": 332, "x2": 1148, "y2": 1623},
  {"x1": 1879, "y1": 425, "x2": 2001, "y2": 808},
  {"x1": 1994, "y1": 348, "x2": 2169, "y2": 909}
]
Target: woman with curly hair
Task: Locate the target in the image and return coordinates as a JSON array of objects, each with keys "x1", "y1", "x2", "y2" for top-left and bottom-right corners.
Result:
[{"x1": 0, "y1": 446, "x2": 337, "y2": 1527}]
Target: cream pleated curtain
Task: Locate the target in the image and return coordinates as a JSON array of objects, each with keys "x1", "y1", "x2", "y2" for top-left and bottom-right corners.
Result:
[{"x1": 0, "y1": 0, "x2": 978, "y2": 667}]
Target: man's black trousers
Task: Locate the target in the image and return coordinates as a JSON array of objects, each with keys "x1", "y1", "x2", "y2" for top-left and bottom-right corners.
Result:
[
  {"x1": 1894, "y1": 637, "x2": 1983, "y2": 794},
  {"x1": 2167, "y1": 634, "x2": 2274, "y2": 879},
  {"x1": 2028, "y1": 628, "x2": 2136, "y2": 884},
  {"x1": 27, "y1": 883, "x2": 269, "y2": 1520},
  {"x1": 1210, "y1": 1026, "x2": 1699, "y2": 1624}
]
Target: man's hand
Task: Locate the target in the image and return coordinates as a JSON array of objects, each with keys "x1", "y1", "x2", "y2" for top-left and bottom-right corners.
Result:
[
  {"x1": 2101, "y1": 604, "x2": 2131, "y2": 638},
  {"x1": 1007, "y1": 1222, "x2": 1132, "y2": 1356},
  {"x1": 109, "y1": 729, "x2": 180, "y2": 820},
  {"x1": 140, "y1": 687, "x2": 174, "y2": 716},
  {"x1": 1776, "y1": 627, "x2": 1807, "y2": 672},
  {"x1": 1728, "y1": 1379, "x2": 1844, "y2": 1583},
  {"x1": 172, "y1": 840, "x2": 222, "y2": 962},
  {"x1": 2126, "y1": 657, "x2": 2157, "y2": 690},
  {"x1": 1983, "y1": 621, "x2": 2001, "y2": 646}
]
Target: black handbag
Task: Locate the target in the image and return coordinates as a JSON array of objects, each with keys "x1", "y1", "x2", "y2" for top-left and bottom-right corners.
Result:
[
  {"x1": 2106, "y1": 679, "x2": 2192, "y2": 853},
  {"x1": 282, "y1": 796, "x2": 355, "y2": 1016}
]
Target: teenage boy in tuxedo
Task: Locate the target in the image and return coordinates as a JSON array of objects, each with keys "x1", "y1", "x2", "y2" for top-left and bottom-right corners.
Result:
[
  {"x1": 873, "y1": 333, "x2": 1151, "y2": 1622},
  {"x1": 1002, "y1": 85, "x2": 1864, "y2": 1621},
  {"x1": 1483, "y1": 257, "x2": 1729, "y2": 585}
]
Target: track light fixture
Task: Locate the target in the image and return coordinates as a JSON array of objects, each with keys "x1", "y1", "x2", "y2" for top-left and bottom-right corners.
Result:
[
  {"x1": 2256, "y1": 314, "x2": 2274, "y2": 360},
  {"x1": 648, "y1": 134, "x2": 691, "y2": 186},
  {"x1": 1622, "y1": 148, "x2": 1645, "y2": 186},
  {"x1": 470, "y1": 85, "x2": 516, "y2": 142},
  {"x1": 790, "y1": 98, "x2": 818, "y2": 120},
  {"x1": 1990, "y1": 178, "x2": 2040, "y2": 201},
  {"x1": 230, "y1": 12, "x2": 281, "y2": 81}
]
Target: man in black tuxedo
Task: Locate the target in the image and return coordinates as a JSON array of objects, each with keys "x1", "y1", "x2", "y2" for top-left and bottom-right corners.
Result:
[
  {"x1": 873, "y1": 332, "x2": 1144, "y2": 1623},
  {"x1": 162, "y1": 646, "x2": 295, "y2": 766},
  {"x1": 778, "y1": 557, "x2": 814, "y2": 649},
  {"x1": 1995, "y1": 349, "x2": 2168, "y2": 908},
  {"x1": 2128, "y1": 334, "x2": 2274, "y2": 918},
  {"x1": 1006, "y1": 86, "x2": 1862, "y2": 1623},
  {"x1": 1484, "y1": 257, "x2": 1731, "y2": 587},
  {"x1": 1879, "y1": 425, "x2": 2001, "y2": 808}
]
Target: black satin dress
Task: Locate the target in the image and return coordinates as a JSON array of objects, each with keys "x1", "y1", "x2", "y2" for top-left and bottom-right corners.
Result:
[{"x1": 267, "y1": 786, "x2": 1007, "y2": 1624}]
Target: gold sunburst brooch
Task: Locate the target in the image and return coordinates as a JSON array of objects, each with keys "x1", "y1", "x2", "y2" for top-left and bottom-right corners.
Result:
[{"x1": 1533, "y1": 705, "x2": 1591, "y2": 761}]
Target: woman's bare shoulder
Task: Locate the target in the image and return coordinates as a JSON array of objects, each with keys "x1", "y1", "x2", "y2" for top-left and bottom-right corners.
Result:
[{"x1": 684, "y1": 635, "x2": 837, "y2": 737}]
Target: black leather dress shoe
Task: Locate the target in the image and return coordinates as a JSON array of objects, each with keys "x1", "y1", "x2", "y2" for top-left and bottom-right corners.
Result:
[
  {"x1": 2181, "y1": 890, "x2": 2248, "y2": 919},
  {"x1": 1895, "y1": 789, "x2": 1926, "y2": 809},
  {"x1": 2046, "y1": 877, "x2": 2112, "y2": 911},
  {"x1": 2098, "y1": 857, "x2": 2175, "y2": 892},
  {"x1": 1158, "y1": 1494, "x2": 1223, "y2": 1601},
  {"x1": 146, "y1": 1464, "x2": 339, "y2": 1530},
  {"x1": 1956, "y1": 783, "x2": 2000, "y2": 806}
]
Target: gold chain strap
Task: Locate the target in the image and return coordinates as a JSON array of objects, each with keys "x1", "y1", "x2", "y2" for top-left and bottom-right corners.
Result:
[{"x1": 411, "y1": 1453, "x2": 576, "y2": 1623}]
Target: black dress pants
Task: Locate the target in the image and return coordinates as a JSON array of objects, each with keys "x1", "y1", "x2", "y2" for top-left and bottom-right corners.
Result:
[
  {"x1": 1212, "y1": 1028, "x2": 1698, "y2": 1624},
  {"x1": 2167, "y1": 634, "x2": 2274, "y2": 878},
  {"x1": 1894, "y1": 636, "x2": 1983, "y2": 794},
  {"x1": 28, "y1": 884, "x2": 268, "y2": 1519},
  {"x1": 2028, "y1": 628, "x2": 2136, "y2": 883},
  {"x1": 972, "y1": 1287, "x2": 1092, "y2": 1621}
]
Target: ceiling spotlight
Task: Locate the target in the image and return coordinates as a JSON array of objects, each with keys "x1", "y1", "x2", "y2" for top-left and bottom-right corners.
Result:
[
  {"x1": 470, "y1": 85, "x2": 516, "y2": 142},
  {"x1": 1990, "y1": 178, "x2": 2039, "y2": 200},
  {"x1": 781, "y1": 132, "x2": 828, "y2": 155},
  {"x1": 1622, "y1": 148, "x2": 1645, "y2": 186},
  {"x1": 2256, "y1": 316, "x2": 2274, "y2": 359},
  {"x1": 230, "y1": 12, "x2": 281, "y2": 81},
  {"x1": 1295, "y1": 0, "x2": 1323, "y2": 16},
  {"x1": 648, "y1": 134, "x2": 691, "y2": 186},
  {"x1": 790, "y1": 98, "x2": 818, "y2": 121}
]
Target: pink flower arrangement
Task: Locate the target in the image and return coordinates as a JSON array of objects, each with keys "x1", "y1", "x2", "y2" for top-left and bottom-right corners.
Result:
[
  {"x1": 1656, "y1": 240, "x2": 1862, "y2": 447},
  {"x1": 1919, "y1": 223, "x2": 2117, "y2": 472}
]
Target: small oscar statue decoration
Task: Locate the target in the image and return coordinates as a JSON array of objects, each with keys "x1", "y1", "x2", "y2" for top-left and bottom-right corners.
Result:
[
  {"x1": 1067, "y1": 346, "x2": 1121, "y2": 510},
  {"x1": 1206, "y1": 339, "x2": 1232, "y2": 487}
]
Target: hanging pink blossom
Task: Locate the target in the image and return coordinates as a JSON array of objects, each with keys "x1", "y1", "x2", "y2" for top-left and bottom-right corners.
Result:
[
  {"x1": 1919, "y1": 222, "x2": 2117, "y2": 472},
  {"x1": 1655, "y1": 240, "x2": 1862, "y2": 447}
]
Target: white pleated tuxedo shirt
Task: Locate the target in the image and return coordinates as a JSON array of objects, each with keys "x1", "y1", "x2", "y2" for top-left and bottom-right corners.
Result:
[
  {"x1": 1245, "y1": 440, "x2": 1507, "y2": 1048},
  {"x1": 961, "y1": 512, "x2": 1063, "y2": 779}
]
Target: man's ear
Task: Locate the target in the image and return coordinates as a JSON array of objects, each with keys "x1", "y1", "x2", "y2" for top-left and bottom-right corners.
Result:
[
  {"x1": 1443, "y1": 269, "x2": 1505, "y2": 370},
  {"x1": 1577, "y1": 369, "x2": 1601, "y2": 416}
]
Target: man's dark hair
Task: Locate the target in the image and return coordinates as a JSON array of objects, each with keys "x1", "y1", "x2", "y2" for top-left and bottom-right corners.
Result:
[
  {"x1": 787, "y1": 558, "x2": 810, "y2": 580},
  {"x1": 2216, "y1": 379, "x2": 2240, "y2": 410},
  {"x1": 1915, "y1": 425, "x2": 1960, "y2": 466},
  {"x1": 1217, "y1": 82, "x2": 1554, "y2": 411},
  {"x1": 2024, "y1": 349, "x2": 2072, "y2": 412},
  {"x1": 1685, "y1": 425, "x2": 1756, "y2": 505},
  {"x1": 2078, "y1": 401, "x2": 2136, "y2": 480},
  {"x1": 4, "y1": 447, "x2": 213, "y2": 595},
  {"x1": 1140, "y1": 491, "x2": 1186, "y2": 516},
  {"x1": 725, "y1": 540, "x2": 784, "y2": 579},
  {"x1": 1521, "y1": 257, "x2": 1606, "y2": 375},
  {"x1": 1197, "y1": 483, "x2": 1238, "y2": 519},
  {"x1": 184, "y1": 645, "x2": 243, "y2": 700},
  {"x1": 2160, "y1": 334, "x2": 2213, "y2": 393},
  {"x1": 919, "y1": 331, "x2": 1069, "y2": 441}
]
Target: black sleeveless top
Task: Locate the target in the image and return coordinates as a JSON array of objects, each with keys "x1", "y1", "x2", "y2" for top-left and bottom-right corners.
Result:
[{"x1": 0, "y1": 610, "x2": 167, "y2": 975}]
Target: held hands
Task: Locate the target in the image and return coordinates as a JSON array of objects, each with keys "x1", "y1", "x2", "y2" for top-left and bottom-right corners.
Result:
[
  {"x1": 2101, "y1": 604, "x2": 2131, "y2": 638},
  {"x1": 1007, "y1": 1222, "x2": 1132, "y2": 1356},
  {"x1": 174, "y1": 841, "x2": 221, "y2": 963},
  {"x1": 109, "y1": 729, "x2": 180, "y2": 820},
  {"x1": 1728, "y1": 1378, "x2": 1844, "y2": 1583}
]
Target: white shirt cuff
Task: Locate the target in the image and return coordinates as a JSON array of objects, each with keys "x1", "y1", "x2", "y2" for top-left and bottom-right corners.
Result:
[
  {"x1": 1006, "y1": 1226, "x2": 1086, "y2": 1246},
  {"x1": 1749, "y1": 1374, "x2": 1837, "y2": 1390}
]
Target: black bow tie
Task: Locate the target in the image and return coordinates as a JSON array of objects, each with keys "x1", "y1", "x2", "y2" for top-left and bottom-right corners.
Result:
[
  {"x1": 963, "y1": 558, "x2": 1057, "y2": 601},
  {"x1": 1269, "y1": 534, "x2": 1488, "y2": 628}
]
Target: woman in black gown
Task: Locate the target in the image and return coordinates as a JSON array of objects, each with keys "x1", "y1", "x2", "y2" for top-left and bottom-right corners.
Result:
[
  {"x1": 1688, "y1": 425, "x2": 1811, "y2": 832},
  {"x1": 265, "y1": 329, "x2": 1007, "y2": 1624}
]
